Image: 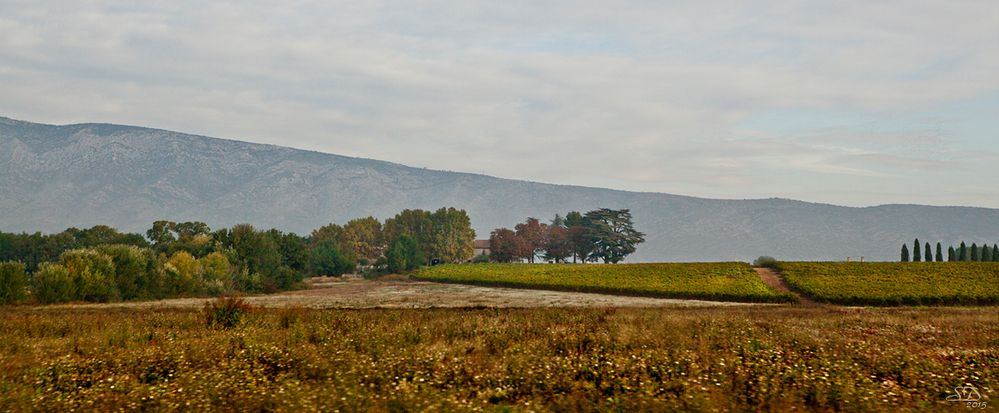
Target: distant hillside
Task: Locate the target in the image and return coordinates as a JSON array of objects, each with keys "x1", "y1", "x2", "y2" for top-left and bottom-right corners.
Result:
[{"x1": 3, "y1": 116, "x2": 999, "y2": 261}]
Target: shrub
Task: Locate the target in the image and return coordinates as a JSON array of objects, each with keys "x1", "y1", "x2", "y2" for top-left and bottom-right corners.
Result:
[
  {"x1": 753, "y1": 256, "x2": 779, "y2": 268},
  {"x1": 0, "y1": 261, "x2": 28, "y2": 304},
  {"x1": 32, "y1": 263, "x2": 74, "y2": 304},
  {"x1": 204, "y1": 296, "x2": 253, "y2": 329},
  {"x1": 472, "y1": 253, "x2": 490, "y2": 264}
]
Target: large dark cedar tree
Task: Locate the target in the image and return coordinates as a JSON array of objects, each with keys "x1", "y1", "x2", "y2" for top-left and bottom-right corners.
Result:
[{"x1": 584, "y1": 208, "x2": 646, "y2": 264}]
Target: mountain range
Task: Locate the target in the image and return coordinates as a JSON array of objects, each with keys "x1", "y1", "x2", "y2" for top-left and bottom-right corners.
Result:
[{"x1": 3, "y1": 115, "x2": 998, "y2": 261}]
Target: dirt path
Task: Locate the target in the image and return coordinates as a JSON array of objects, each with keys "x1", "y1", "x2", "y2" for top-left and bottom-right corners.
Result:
[
  {"x1": 754, "y1": 267, "x2": 818, "y2": 305},
  {"x1": 39, "y1": 278, "x2": 775, "y2": 310}
]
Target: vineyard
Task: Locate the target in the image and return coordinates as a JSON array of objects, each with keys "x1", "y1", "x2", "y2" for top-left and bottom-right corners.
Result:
[
  {"x1": 415, "y1": 263, "x2": 796, "y2": 303},
  {"x1": 779, "y1": 262, "x2": 999, "y2": 305}
]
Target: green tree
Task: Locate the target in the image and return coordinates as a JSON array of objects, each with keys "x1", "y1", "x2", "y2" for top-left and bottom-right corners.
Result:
[
  {"x1": 913, "y1": 239, "x2": 921, "y2": 262},
  {"x1": 901, "y1": 244, "x2": 910, "y2": 262},
  {"x1": 383, "y1": 209, "x2": 434, "y2": 261},
  {"x1": 960, "y1": 242, "x2": 969, "y2": 261},
  {"x1": 0, "y1": 261, "x2": 28, "y2": 304},
  {"x1": 94, "y1": 244, "x2": 153, "y2": 300},
  {"x1": 230, "y1": 224, "x2": 282, "y2": 278},
  {"x1": 274, "y1": 232, "x2": 309, "y2": 273},
  {"x1": 429, "y1": 207, "x2": 476, "y2": 264},
  {"x1": 564, "y1": 211, "x2": 595, "y2": 263},
  {"x1": 947, "y1": 246, "x2": 956, "y2": 262},
  {"x1": 925, "y1": 242, "x2": 932, "y2": 262},
  {"x1": 385, "y1": 235, "x2": 424, "y2": 273},
  {"x1": 584, "y1": 208, "x2": 646, "y2": 264},
  {"x1": 993, "y1": 244, "x2": 999, "y2": 262},
  {"x1": 61, "y1": 249, "x2": 118, "y2": 302},
  {"x1": 971, "y1": 243, "x2": 980, "y2": 261},
  {"x1": 147, "y1": 220, "x2": 177, "y2": 246},
  {"x1": 935, "y1": 242, "x2": 943, "y2": 262},
  {"x1": 199, "y1": 252, "x2": 232, "y2": 295},
  {"x1": 31, "y1": 263, "x2": 74, "y2": 304},
  {"x1": 984, "y1": 244, "x2": 994, "y2": 262},
  {"x1": 309, "y1": 239, "x2": 355, "y2": 276}
]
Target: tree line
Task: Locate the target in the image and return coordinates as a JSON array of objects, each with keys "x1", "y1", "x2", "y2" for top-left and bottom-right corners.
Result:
[
  {"x1": 900, "y1": 238, "x2": 999, "y2": 262},
  {"x1": 0, "y1": 207, "x2": 476, "y2": 304},
  {"x1": 487, "y1": 208, "x2": 645, "y2": 264}
]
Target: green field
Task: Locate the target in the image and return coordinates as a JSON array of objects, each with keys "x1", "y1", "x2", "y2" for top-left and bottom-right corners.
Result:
[
  {"x1": 779, "y1": 262, "x2": 999, "y2": 305},
  {"x1": 415, "y1": 263, "x2": 796, "y2": 303}
]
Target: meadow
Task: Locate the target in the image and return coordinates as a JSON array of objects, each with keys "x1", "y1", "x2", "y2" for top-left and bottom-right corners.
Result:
[
  {"x1": 779, "y1": 262, "x2": 999, "y2": 306},
  {"x1": 0, "y1": 305, "x2": 994, "y2": 412},
  {"x1": 415, "y1": 263, "x2": 796, "y2": 303}
]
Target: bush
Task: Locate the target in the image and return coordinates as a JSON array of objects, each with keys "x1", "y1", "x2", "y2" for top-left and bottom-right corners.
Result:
[
  {"x1": 204, "y1": 296, "x2": 253, "y2": 329},
  {"x1": 472, "y1": 253, "x2": 490, "y2": 264},
  {"x1": 753, "y1": 256, "x2": 779, "y2": 268},
  {"x1": 0, "y1": 261, "x2": 28, "y2": 304},
  {"x1": 32, "y1": 263, "x2": 74, "y2": 304}
]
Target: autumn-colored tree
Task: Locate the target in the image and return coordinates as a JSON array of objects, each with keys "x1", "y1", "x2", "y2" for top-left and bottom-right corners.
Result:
[
  {"x1": 515, "y1": 218, "x2": 547, "y2": 263},
  {"x1": 166, "y1": 251, "x2": 201, "y2": 294},
  {"x1": 543, "y1": 222, "x2": 572, "y2": 263},
  {"x1": 342, "y1": 217, "x2": 384, "y2": 265},
  {"x1": 489, "y1": 228, "x2": 526, "y2": 263}
]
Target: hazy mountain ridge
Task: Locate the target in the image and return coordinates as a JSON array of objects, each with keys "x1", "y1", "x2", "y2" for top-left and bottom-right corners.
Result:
[{"x1": 3, "y1": 116, "x2": 999, "y2": 261}]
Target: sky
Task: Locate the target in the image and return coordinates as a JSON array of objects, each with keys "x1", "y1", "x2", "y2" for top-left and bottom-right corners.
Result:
[{"x1": 2, "y1": 1, "x2": 999, "y2": 208}]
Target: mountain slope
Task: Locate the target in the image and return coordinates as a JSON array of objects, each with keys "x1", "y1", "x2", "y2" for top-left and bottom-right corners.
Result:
[{"x1": 3, "y1": 116, "x2": 998, "y2": 261}]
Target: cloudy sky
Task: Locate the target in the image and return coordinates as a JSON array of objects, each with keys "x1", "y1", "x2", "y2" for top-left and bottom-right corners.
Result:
[{"x1": 2, "y1": 1, "x2": 998, "y2": 207}]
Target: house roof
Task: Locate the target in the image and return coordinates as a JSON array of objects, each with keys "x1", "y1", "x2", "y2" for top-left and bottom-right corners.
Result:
[{"x1": 473, "y1": 239, "x2": 491, "y2": 249}]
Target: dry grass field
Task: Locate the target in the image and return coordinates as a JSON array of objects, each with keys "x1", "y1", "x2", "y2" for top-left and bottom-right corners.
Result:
[
  {"x1": 35, "y1": 277, "x2": 762, "y2": 310},
  {"x1": 0, "y1": 304, "x2": 994, "y2": 412}
]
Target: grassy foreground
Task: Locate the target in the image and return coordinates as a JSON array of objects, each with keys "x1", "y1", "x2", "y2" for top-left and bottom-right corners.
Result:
[
  {"x1": 779, "y1": 262, "x2": 999, "y2": 306},
  {"x1": 1, "y1": 306, "x2": 994, "y2": 412},
  {"x1": 415, "y1": 263, "x2": 796, "y2": 303}
]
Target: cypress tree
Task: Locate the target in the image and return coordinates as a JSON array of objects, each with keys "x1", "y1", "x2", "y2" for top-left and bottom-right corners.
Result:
[
  {"x1": 960, "y1": 242, "x2": 968, "y2": 261},
  {"x1": 993, "y1": 244, "x2": 998, "y2": 262},
  {"x1": 936, "y1": 242, "x2": 943, "y2": 262},
  {"x1": 901, "y1": 244, "x2": 909, "y2": 262},
  {"x1": 925, "y1": 242, "x2": 933, "y2": 262},
  {"x1": 984, "y1": 244, "x2": 994, "y2": 262},
  {"x1": 948, "y1": 246, "x2": 956, "y2": 262},
  {"x1": 971, "y1": 243, "x2": 979, "y2": 261},
  {"x1": 913, "y1": 239, "x2": 921, "y2": 262}
]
